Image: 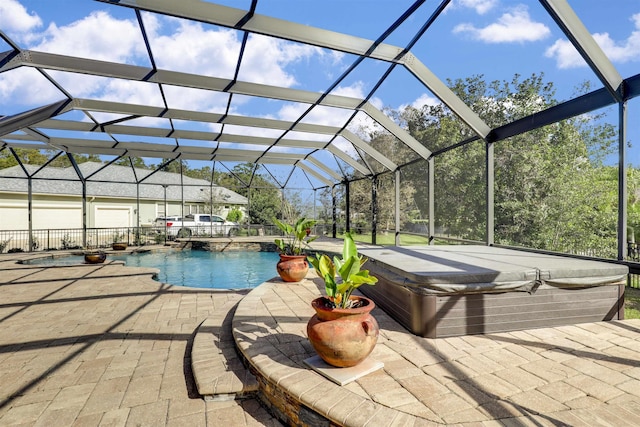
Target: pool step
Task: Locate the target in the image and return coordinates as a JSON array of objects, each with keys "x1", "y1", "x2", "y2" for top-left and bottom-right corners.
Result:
[{"x1": 191, "y1": 299, "x2": 259, "y2": 401}]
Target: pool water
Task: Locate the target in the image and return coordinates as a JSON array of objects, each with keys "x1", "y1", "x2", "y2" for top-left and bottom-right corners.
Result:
[
  {"x1": 111, "y1": 250, "x2": 280, "y2": 289},
  {"x1": 27, "y1": 250, "x2": 280, "y2": 290}
]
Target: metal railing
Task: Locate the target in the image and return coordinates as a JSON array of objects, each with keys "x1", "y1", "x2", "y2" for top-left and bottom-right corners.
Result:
[{"x1": 0, "y1": 223, "x2": 303, "y2": 252}]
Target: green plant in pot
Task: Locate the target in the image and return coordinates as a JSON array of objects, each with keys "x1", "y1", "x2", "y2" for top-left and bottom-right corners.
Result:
[
  {"x1": 273, "y1": 217, "x2": 317, "y2": 282},
  {"x1": 306, "y1": 232, "x2": 379, "y2": 367},
  {"x1": 111, "y1": 232, "x2": 128, "y2": 250}
]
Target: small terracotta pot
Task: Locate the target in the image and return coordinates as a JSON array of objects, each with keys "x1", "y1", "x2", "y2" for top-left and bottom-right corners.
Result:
[
  {"x1": 276, "y1": 254, "x2": 309, "y2": 282},
  {"x1": 307, "y1": 296, "x2": 379, "y2": 367},
  {"x1": 112, "y1": 242, "x2": 127, "y2": 251}
]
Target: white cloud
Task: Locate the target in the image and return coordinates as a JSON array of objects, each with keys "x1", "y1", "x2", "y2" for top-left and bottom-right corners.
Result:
[
  {"x1": 0, "y1": 0, "x2": 42, "y2": 34},
  {"x1": 454, "y1": 0, "x2": 498, "y2": 15},
  {"x1": 453, "y1": 6, "x2": 550, "y2": 43},
  {"x1": 0, "y1": 7, "x2": 325, "y2": 116},
  {"x1": 32, "y1": 11, "x2": 146, "y2": 62},
  {"x1": 0, "y1": 10, "x2": 148, "y2": 107},
  {"x1": 239, "y1": 34, "x2": 323, "y2": 87},
  {"x1": 408, "y1": 93, "x2": 440, "y2": 110},
  {"x1": 0, "y1": 68, "x2": 63, "y2": 106},
  {"x1": 151, "y1": 19, "x2": 240, "y2": 78},
  {"x1": 545, "y1": 13, "x2": 640, "y2": 69},
  {"x1": 544, "y1": 39, "x2": 582, "y2": 69}
]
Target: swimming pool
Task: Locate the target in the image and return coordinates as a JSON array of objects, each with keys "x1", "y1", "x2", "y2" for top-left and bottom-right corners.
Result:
[
  {"x1": 26, "y1": 250, "x2": 280, "y2": 290},
  {"x1": 113, "y1": 250, "x2": 280, "y2": 289}
]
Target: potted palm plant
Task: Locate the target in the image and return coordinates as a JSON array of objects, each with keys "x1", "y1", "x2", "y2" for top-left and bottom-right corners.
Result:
[
  {"x1": 306, "y1": 232, "x2": 379, "y2": 367},
  {"x1": 273, "y1": 217, "x2": 317, "y2": 282}
]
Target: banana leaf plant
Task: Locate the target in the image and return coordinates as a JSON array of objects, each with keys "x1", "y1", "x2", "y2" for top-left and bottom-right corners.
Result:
[
  {"x1": 307, "y1": 232, "x2": 378, "y2": 309},
  {"x1": 273, "y1": 217, "x2": 318, "y2": 255}
]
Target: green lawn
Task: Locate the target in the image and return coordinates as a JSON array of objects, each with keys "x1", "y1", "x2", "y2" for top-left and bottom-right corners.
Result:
[
  {"x1": 626, "y1": 287, "x2": 640, "y2": 319},
  {"x1": 344, "y1": 233, "x2": 430, "y2": 246}
]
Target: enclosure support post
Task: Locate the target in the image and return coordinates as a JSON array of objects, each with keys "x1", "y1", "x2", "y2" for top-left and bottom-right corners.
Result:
[
  {"x1": 180, "y1": 160, "x2": 184, "y2": 230},
  {"x1": 162, "y1": 184, "x2": 168, "y2": 245},
  {"x1": 136, "y1": 183, "x2": 140, "y2": 244},
  {"x1": 67, "y1": 154, "x2": 86, "y2": 248},
  {"x1": 210, "y1": 186, "x2": 214, "y2": 237},
  {"x1": 82, "y1": 181, "x2": 87, "y2": 248},
  {"x1": 618, "y1": 100, "x2": 628, "y2": 260},
  {"x1": 331, "y1": 185, "x2": 337, "y2": 238},
  {"x1": 345, "y1": 180, "x2": 351, "y2": 234},
  {"x1": 395, "y1": 170, "x2": 401, "y2": 246},
  {"x1": 486, "y1": 141, "x2": 495, "y2": 246},
  {"x1": 371, "y1": 176, "x2": 378, "y2": 245},
  {"x1": 28, "y1": 177, "x2": 33, "y2": 252},
  {"x1": 428, "y1": 157, "x2": 435, "y2": 245}
]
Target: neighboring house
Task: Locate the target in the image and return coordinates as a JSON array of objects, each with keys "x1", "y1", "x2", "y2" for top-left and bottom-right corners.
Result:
[{"x1": 0, "y1": 162, "x2": 247, "y2": 231}]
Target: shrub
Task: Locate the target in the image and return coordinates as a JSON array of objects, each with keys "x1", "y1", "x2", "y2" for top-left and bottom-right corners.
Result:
[{"x1": 227, "y1": 208, "x2": 243, "y2": 222}]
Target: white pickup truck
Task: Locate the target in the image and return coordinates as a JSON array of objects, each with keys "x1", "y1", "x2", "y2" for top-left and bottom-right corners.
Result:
[{"x1": 153, "y1": 214, "x2": 239, "y2": 238}]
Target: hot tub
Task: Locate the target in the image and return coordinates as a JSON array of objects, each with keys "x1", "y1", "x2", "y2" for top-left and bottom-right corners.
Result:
[{"x1": 357, "y1": 245, "x2": 628, "y2": 338}]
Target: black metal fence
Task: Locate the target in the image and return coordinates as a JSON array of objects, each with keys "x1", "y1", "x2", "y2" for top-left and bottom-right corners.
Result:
[
  {"x1": 0, "y1": 227, "x2": 166, "y2": 252},
  {"x1": 0, "y1": 223, "x2": 325, "y2": 253}
]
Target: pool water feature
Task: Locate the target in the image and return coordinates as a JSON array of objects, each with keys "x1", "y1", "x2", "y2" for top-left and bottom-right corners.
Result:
[
  {"x1": 26, "y1": 250, "x2": 280, "y2": 290},
  {"x1": 111, "y1": 250, "x2": 280, "y2": 289}
]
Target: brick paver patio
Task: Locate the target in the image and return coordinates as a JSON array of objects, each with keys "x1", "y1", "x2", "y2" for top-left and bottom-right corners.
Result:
[
  {"x1": 2, "y1": 247, "x2": 640, "y2": 426},
  {"x1": 0, "y1": 252, "x2": 282, "y2": 426}
]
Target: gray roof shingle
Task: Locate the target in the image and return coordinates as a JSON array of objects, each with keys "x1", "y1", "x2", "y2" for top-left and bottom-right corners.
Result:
[{"x1": 0, "y1": 162, "x2": 247, "y2": 205}]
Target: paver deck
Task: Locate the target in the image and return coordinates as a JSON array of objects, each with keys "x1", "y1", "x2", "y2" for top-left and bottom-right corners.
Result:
[
  {"x1": 1, "y1": 244, "x2": 640, "y2": 426},
  {"x1": 232, "y1": 274, "x2": 640, "y2": 426},
  {"x1": 0, "y1": 249, "x2": 282, "y2": 427}
]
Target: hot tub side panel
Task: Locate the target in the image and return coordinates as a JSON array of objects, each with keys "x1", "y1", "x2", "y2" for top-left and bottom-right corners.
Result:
[{"x1": 360, "y1": 268, "x2": 625, "y2": 338}]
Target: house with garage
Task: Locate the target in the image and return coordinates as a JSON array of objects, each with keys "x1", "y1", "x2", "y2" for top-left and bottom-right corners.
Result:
[{"x1": 0, "y1": 162, "x2": 247, "y2": 231}]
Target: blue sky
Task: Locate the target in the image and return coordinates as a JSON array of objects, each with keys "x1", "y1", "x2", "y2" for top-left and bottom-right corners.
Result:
[{"x1": 1, "y1": 0, "x2": 640, "y2": 182}]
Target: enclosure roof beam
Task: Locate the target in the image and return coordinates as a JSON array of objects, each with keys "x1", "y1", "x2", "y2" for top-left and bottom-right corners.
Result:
[
  {"x1": 297, "y1": 163, "x2": 334, "y2": 187},
  {"x1": 98, "y1": 0, "x2": 490, "y2": 141},
  {"x1": 71, "y1": 99, "x2": 343, "y2": 135},
  {"x1": 360, "y1": 103, "x2": 432, "y2": 159},
  {"x1": 306, "y1": 156, "x2": 345, "y2": 181},
  {"x1": 340, "y1": 129, "x2": 397, "y2": 171},
  {"x1": 66, "y1": 99, "x2": 395, "y2": 170},
  {"x1": 326, "y1": 145, "x2": 371, "y2": 176},
  {"x1": 6, "y1": 50, "x2": 426, "y2": 162},
  {"x1": 35, "y1": 119, "x2": 329, "y2": 149},
  {"x1": 1, "y1": 50, "x2": 363, "y2": 110},
  {"x1": 0, "y1": 100, "x2": 70, "y2": 138},
  {"x1": 400, "y1": 52, "x2": 491, "y2": 138},
  {"x1": 540, "y1": 0, "x2": 623, "y2": 101}
]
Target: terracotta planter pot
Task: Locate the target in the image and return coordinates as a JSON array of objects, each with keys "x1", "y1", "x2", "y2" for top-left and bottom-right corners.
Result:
[
  {"x1": 307, "y1": 296, "x2": 379, "y2": 367},
  {"x1": 276, "y1": 254, "x2": 309, "y2": 282},
  {"x1": 84, "y1": 251, "x2": 106, "y2": 264}
]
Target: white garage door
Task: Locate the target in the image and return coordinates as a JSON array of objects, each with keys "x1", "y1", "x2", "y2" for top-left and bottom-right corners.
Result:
[
  {"x1": 33, "y1": 207, "x2": 82, "y2": 229},
  {"x1": 0, "y1": 205, "x2": 82, "y2": 230},
  {"x1": 0, "y1": 206, "x2": 28, "y2": 230},
  {"x1": 95, "y1": 207, "x2": 131, "y2": 227}
]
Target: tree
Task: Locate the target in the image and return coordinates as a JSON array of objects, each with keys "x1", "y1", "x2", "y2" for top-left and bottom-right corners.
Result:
[
  {"x1": 395, "y1": 73, "x2": 618, "y2": 254},
  {"x1": 214, "y1": 163, "x2": 282, "y2": 225}
]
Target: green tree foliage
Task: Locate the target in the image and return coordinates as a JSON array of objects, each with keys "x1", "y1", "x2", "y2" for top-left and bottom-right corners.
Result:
[
  {"x1": 214, "y1": 163, "x2": 281, "y2": 224},
  {"x1": 226, "y1": 207, "x2": 243, "y2": 223},
  {"x1": 368, "y1": 73, "x2": 619, "y2": 254}
]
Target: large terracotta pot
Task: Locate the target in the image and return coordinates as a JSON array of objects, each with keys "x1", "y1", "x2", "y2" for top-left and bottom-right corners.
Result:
[
  {"x1": 277, "y1": 254, "x2": 309, "y2": 282},
  {"x1": 307, "y1": 296, "x2": 379, "y2": 367}
]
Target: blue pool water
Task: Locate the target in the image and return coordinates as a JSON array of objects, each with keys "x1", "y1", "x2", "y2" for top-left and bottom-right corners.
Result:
[
  {"x1": 28, "y1": 250, "x2": 280, "y2": 290},
  {"x1": 112, "y1": 250, "x2": 280, "y2": 289}
]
